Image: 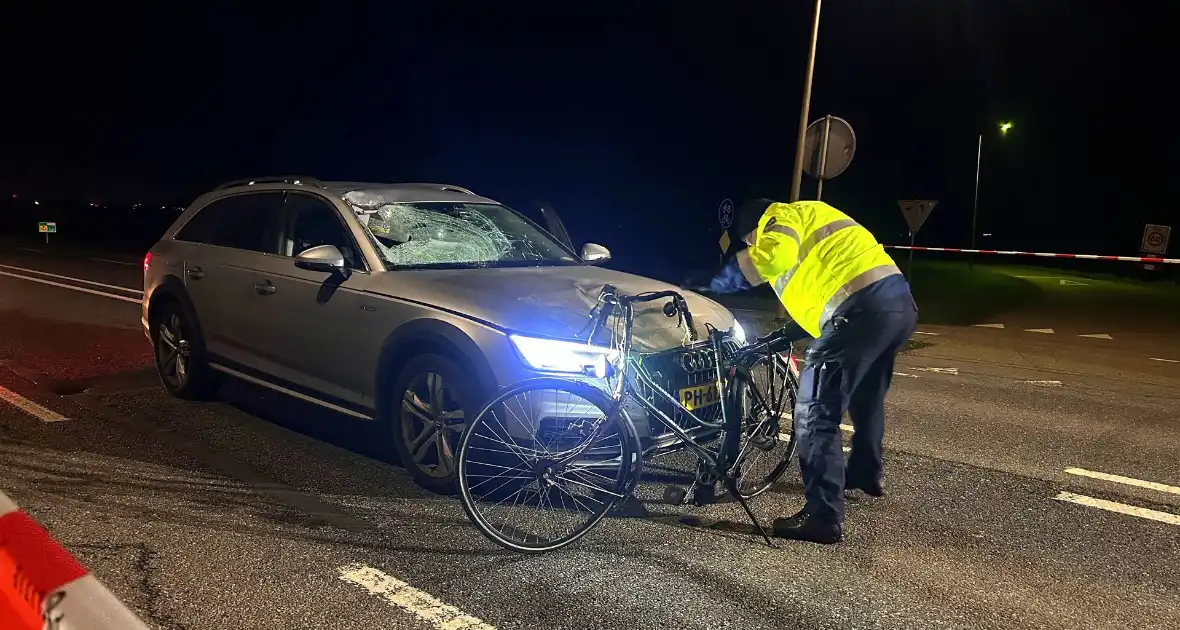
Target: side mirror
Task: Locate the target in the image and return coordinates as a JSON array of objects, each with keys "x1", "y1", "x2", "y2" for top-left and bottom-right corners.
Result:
[
  {"x1": 295, "y1": 244, "x2": 345, "y2": 273},
  {"x1": 581, "y1": 243, "x2": 611, "y2": 265}
]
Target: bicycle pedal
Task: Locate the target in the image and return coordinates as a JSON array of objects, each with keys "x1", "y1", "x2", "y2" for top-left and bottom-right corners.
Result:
[
  {"x1": 663, "y1": 486, "x2": 688, "y2": 505},
  {"x1": 691, "y1": 484, "x2": 716, "y2": 506},
  {"x1": 748, "y1": 435, "x2": 777, "y2": 452}
]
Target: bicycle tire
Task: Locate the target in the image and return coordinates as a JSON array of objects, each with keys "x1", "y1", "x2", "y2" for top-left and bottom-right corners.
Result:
[
  {"x1": 456, "y1": 377, "x2": 640, "y2": 553},
  {"x1": 728, "y1": 353, "x2": 798, "y2": 499}
]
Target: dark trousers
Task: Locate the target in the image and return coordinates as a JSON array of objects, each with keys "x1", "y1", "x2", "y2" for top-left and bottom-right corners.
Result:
[{"x1": 794, "y1": 303, "x2": 918, "y2": 523}]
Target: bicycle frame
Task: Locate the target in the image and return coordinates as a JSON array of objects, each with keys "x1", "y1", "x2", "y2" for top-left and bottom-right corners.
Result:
[
  {"x1": 557, "y1": 287, "x2": 740, "y2": 472},
  {"x1": 538, "y1": 286, "x2": 790, "y2": 545}
]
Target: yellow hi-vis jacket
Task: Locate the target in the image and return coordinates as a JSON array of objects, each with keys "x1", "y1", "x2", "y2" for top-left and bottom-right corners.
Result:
[{"x1": 735, "y1": 201, "x2": 902, "y2": 338}]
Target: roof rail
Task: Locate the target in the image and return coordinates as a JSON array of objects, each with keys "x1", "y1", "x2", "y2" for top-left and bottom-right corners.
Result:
[
  {"x1": 215, "y1": 176, "x2": 325, "y2": 190},
  {"x1": 396, "y1": 182, "x2": 476, "y2": 195}
]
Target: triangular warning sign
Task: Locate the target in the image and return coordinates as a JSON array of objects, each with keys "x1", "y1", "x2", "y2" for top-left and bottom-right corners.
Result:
[{"x1": 898, "y1": 200, "x2": 938, "y2": 234}]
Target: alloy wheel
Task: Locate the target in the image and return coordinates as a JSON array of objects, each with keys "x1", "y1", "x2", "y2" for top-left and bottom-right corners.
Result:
[
  {"x1": 157, "y1": 313, "x2": 191, "y2": 389},
  {"x1": 400, "y1": 371, "x2": 465, "y2": 478}
]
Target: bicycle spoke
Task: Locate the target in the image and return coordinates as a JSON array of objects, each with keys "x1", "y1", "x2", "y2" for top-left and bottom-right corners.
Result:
[{"x1": 457, "y1": 381, "x2": 632, "y2": 552}]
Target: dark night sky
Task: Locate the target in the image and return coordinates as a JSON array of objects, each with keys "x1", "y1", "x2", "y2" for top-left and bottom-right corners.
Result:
[{"x1": 1, "y1": 2, "x2": 1174, "y2": 281}]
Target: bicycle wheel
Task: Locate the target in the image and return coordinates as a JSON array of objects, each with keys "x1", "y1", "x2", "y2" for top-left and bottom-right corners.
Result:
[
  {"x1": 456, "y1": 378, "x2": 640, "y2": 553},
  {"x1": 729, "y1": 352, "x2": 798, "y2": 498}
]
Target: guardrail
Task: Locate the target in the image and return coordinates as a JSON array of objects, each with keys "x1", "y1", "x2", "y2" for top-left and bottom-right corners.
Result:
[{"x1": 1, "y1": 490, "x2": 150, "y2": 630}]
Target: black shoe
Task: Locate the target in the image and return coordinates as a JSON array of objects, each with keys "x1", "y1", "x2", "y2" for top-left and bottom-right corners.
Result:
[
  {"x1": 772, "y1": 509, "x2": 844, "y2": 544},
  {"x1": 845, "y1": 478, "x2": 885, "y2": 497}
]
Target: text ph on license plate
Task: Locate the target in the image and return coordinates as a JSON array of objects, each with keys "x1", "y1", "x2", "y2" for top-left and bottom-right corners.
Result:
[{"x1": 679, "y1": 383, "x2": 720, "y2": 411}]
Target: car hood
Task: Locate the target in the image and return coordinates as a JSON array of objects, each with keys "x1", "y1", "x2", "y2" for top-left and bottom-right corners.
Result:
[{"x1": 368, "y1": 265, "x2": 736, "y2": 353}]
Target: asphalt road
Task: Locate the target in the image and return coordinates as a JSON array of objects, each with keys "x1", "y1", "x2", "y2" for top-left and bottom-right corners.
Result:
[{"x1": 1, "y1": 246, "x2": 1179, "y2": 630}]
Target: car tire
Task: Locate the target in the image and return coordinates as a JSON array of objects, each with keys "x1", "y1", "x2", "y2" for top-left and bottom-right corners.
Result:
[
  {"x1": 151, "y1": 300, "x2": 220, "y2": 401},
  {"x1": 389, "y1": 353, "x2": 485, "y2": 494}
]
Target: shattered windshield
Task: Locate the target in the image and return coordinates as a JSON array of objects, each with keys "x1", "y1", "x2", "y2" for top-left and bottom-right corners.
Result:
[{"x1": 345, "y1": 197, "x2": 580, "y2": 269}]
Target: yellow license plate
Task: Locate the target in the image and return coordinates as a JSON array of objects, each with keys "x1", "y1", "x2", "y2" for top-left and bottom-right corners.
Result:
[{"x1": 679, "y1": 382, "x2": 721, "y2": 411}]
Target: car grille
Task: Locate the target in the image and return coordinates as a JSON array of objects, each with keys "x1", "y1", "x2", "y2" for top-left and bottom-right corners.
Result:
[{"x1": 634, "y1": 338, "x2": 740, "y2": 437}]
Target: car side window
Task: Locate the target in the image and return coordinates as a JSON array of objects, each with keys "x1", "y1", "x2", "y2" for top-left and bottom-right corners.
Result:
[
  {"x1": 283, "y1": 193, "x2": 363, "y2": 270},
  {"x1": 173, "y1": 201, "x2": 223, "y2": 244},
  {"x1": 205, "y1": 193, "x2": 284, "y2": 254},
  {"x1": 175, "y1": 193, "x2": 283, "y2": 253}
]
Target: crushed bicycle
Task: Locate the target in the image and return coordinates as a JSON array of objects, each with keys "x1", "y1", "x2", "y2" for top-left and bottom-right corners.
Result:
[{"x1": 455, "y1": 285, "x2": 801, "y2": 553}]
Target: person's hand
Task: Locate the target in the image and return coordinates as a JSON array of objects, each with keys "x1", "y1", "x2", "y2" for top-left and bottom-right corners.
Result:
[{"x1": 706, "y1": 257, "x2": 753, "y2": 295}]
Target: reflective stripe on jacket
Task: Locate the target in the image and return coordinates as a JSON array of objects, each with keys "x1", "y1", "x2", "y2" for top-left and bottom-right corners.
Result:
[{"x1": 735, "y1": 201, "x2": 901, "y2": 338}]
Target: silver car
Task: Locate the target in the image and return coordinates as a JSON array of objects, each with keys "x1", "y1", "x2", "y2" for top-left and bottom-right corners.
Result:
[{"x1": 142, "y1": 177, "x2": 743, "y2": 491}]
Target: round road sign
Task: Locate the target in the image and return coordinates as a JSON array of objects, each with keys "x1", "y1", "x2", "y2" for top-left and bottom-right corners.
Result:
[
  {"x1": 718, "y1": 199, "x2": 734, "y2": 229},
  {"x1": 802, "y1": 116, "x2": 856, "y2": 180}
]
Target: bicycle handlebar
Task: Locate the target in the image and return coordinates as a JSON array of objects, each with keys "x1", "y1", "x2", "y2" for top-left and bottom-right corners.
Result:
[
  {"x1": 617, "y1": 289, "x2": 684, "y2": 305},
  {"x1": 739, "y1": 326, "x2": 795, "y2": 358},
  {"x1": 619, "y1": 290, "x2": 696, "y2": 340}
]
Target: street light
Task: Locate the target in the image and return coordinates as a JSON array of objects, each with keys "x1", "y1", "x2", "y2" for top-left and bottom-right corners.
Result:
[
  {"x1": 971, "y1": 121, "x2": 1012, "y2": 255},
  {"x1": 789, "y1": 0, "x2": 823, "y2": 202}
]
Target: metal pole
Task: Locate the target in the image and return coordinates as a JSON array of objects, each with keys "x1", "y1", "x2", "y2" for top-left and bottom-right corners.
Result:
[
  {"x1": 789, "y1": 0, "x2": 823, "y2": 202},
  {"x1": 908, "y1": 232, "x2": 915, "y2": 278},
  {"x1": 815, "y1": 114, "x2": 832, "y2": 201},
  {"x1": 970, "y1": 133, "x2": 982, "y2": 269}
]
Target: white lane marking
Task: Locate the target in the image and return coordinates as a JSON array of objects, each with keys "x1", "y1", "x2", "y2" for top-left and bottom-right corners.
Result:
[
  {"x1": 1078, "y1": 333, "x2": 1113, "y2": 340},
  {"x1": 1024, "y1": 328, "x2": 1055, "y2": 334},
  {"x1": 0, "y1": 270, "x2": 142, "y2": 304},
  {"x1": 88, "y1": 257, "x2": 138, "y2": 266},
  {"x1": 1064, "y1": 468, "x2": 1180, "y2": 496},
  {"x1": 338, "y1": 564, "x2": 495, "y2": 630},
  {"x1": 1021, "y1": 380, "x2": 1063, "y2": 387},
  {"x1": 892, "y1": 371, "x2": 919, "y2": 378},
  {"x1": 1059, "y1": 279, "x2": 1088, "y2": 286},
  {"x1": 914, "y1": 366, "x2": 958, "y2": 375},
  {"x1": 843, "y1": 446, "x2": 850, "y2": 453},
  {"x1": 1054, "y1": 492, "x2": 1180, "y2": 527},
  {"x1": 0, "y1": 385, "x2": 69, "y2": 422},
  {"x1": 779, "y1": 433, "x2": 842, "y2": 450},
  {"x1": 0, "y1": 263, "x2": 142, "y2": 293},
  {"x1": 912, "y1": 331, "x2": 939, "y2": 336},
  {"x1": 974, "y1": 323, "x2": 1005, "y2": 329},
  {"x1": 1150, "y1": 357, "x2": 1179, "y2": 363},
  {"x1": 15, "y1": 247, "x2": 41, "y2": 254}
]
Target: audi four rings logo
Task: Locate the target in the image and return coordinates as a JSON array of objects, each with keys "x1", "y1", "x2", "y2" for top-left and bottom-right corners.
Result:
[{"x1": 679, "y1": 348, "x2": 717, "y2": 372}]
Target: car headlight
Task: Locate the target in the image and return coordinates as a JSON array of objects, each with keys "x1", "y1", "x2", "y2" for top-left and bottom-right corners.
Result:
[
  {"x1": 509, "y1": 334, "x2": 620, "y2": 378},
  {"x1": 731, "y1": 320, "x2": 748, "y2": 346}
]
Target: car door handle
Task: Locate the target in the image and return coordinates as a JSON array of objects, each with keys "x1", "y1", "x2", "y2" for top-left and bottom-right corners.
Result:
[
  {"x1": 187, "y1": 267, "x2": 204, "y2": 280},
  {"x1": 252, "y1": 281, "x2": 276, "y2": 296}
]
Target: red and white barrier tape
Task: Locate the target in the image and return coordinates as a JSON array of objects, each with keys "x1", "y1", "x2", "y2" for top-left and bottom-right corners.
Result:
[
  {"x1": 1, "y1": 491, "x2": 149, "y2": 630},
  {"x1": 885, "y1": 245, "x2": 1179, "y2": 264}
]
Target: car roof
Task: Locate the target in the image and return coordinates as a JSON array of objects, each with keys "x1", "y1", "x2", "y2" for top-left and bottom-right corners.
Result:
[
  {"x1": 321, "y1": 181, "x2": 501, "y2": 205},
  {"x1": 208, "y1": 177, "x2": 501, "y2": 205}
]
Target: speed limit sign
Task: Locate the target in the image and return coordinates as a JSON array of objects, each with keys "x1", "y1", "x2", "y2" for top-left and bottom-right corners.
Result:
[{"x1": 1141, "y1": 224, "x2": 1171, "y2": 255}]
